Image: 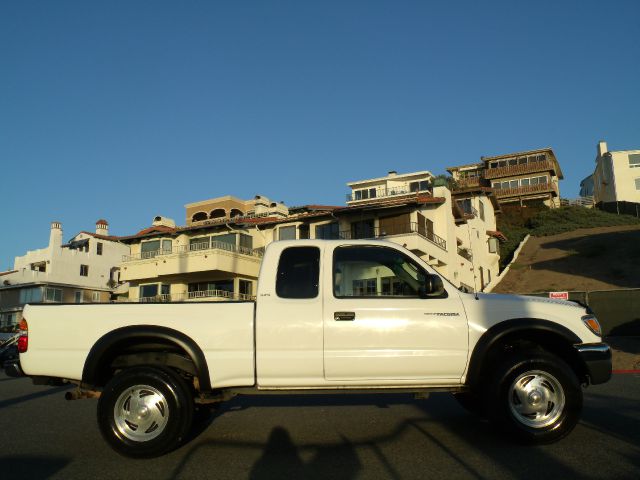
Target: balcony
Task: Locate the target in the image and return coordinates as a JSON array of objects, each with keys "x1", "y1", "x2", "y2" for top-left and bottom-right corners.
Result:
[
  {"x1": 129, "y1": 291, "x2": 256, "y2": 303},
  {"x1": 346, "y1": 182, "x2": 432, "y2": 203},
  {"x1": 123, "y1": 241, "x2": 263, "y2": 262},
  {"x1": 120, "y1": 241, "x2": 263, "y2": 282},
  {"x1": 339, "y1": 222, "x2": 447, "y2": 251},
  {"x1": 484, "y1": 159, "x2": 557, "y2": 180},
  {"x1": 493, "y1": 182, "x2": 559, "y2": 199}
]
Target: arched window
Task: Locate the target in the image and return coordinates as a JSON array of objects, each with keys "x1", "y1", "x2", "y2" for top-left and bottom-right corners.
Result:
[
  {"x1": 230, "y1": 209, "x2": 244, "y2": 218},
  {"x1": 192, "y1": 212, "x2": 208, "y2": 222},
  {"x1": 210, "y1": 209, "x2": 226, "y2": 219}
]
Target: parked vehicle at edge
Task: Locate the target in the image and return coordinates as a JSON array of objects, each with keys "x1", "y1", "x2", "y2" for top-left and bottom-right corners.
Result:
[{"x1": 7, "y1": 240, "x2": 611, "y2": 457}]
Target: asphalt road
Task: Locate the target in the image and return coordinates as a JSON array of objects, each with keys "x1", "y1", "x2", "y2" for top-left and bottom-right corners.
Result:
[{"x1": 0, "y1": 371, "x2": 639, "y2": 480}]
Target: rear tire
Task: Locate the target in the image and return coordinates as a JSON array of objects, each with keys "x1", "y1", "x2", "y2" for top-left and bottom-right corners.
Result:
[
  {"x1": 97, "y1": 366, "x2": 194, "y2": 458},
  {"x1": 485, "y1": 352, "x2": 582, "y2": 444}
]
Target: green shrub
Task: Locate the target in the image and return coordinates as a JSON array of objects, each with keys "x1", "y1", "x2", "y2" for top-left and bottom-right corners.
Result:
[
  {"x1": 528, "y1": 206, "x2": 640, "y2": 236},
  {"x1": 496, "y1": 206, "x2": 640, "y2": 269}
]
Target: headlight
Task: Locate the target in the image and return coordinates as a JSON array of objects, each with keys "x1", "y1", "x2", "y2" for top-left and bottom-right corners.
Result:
[{"x1": 581, "y1": 315, "x2": 602, "y2": 337}]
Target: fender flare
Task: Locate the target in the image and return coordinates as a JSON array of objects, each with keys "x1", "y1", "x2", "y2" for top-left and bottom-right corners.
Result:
[
  {"x1": 466, "y1": 318, "x2": 582, "y2": 386},
  {"x1": 82, "y1": 325, "x2": 211, "y2": 391}
]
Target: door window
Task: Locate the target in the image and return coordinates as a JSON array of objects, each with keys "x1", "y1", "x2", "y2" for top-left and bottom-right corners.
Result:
[{"x1": 333, "y1": 246, "x2": 429, "y2": 298}]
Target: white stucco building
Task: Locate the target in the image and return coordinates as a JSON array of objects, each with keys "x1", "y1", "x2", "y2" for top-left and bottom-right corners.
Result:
[
  {"x1": 592, "y1": 140, "x2": 640, "y2": 204},
  {"x1": 0, "y1": 220, "x2": 130, "y2": 328}
]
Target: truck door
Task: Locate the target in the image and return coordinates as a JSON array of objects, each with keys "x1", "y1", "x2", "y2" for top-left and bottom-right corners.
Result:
[{"x1": 323, "y1": 245, "x2": 468, "y2": 383}]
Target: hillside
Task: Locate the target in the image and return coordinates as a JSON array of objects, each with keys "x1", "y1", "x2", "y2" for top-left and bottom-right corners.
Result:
[{"x1": 492, "y1": 224, "x2": 640, "y2": 294}]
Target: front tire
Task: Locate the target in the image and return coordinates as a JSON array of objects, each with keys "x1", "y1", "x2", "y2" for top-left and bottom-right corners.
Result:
[
  {"x1": 97, "y1": 366, "x2": 194, "y2": 458},
  {"x1": 485, "y1": 352, "x2": 582, "y2": 444}
]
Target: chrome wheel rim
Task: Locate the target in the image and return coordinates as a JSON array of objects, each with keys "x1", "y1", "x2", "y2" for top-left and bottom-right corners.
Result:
[
  {"x1": 114, "y1": 385, "x2": 169, "y2": 442},
  {"x1": 508, "y1": 370, "x2": 565, "y2": 429}
]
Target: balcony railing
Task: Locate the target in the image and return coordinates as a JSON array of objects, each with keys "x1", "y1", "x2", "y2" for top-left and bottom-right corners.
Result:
[
  {"x1": 457, "y1": 247, "x2": 473, "y2": 262},
  {"x1": 123, "y1": 241, "x2": 264, "y2": 262},
  {"x1": 132, "y1": 291, "x2": 255, "y2": 303},
  {"x1": 493, "y1": 182, "x2": 558, "y2": 199},
  {"x1": 346, "y1": 183, "x2": 432, "y2": 203},
  {"x1": 484, "y1": 159, "x2": 556, "y2": 180},
  {"x1": 339, "y1": 222, "x2": 447, "y2": 250}
]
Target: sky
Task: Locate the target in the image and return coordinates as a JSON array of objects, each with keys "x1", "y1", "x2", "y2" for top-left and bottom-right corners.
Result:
[{"x1": 1, "y1": 0, "x2": 639, "y2": 269}]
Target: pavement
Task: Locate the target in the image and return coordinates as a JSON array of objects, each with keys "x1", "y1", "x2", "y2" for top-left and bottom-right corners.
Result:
[
  {"x1": 608, "y1": 336, "x2": 640, "y2": 371},
  {"x1": 1, "y1": 370, "x2": 639, "y2": 479}
]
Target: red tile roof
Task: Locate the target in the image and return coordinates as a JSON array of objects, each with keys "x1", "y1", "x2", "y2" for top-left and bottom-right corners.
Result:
[
  {"x1": 78, "y1": 231, "x2": 121, "y2": 241},
  {"x1": 486, "y1": 230, "x2": 508, "y2": 242}
]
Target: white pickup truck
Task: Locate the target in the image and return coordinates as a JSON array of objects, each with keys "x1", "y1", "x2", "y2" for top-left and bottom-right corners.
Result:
[{"x1": 8, "y1": 240, "x2": 611, "y2": 457}]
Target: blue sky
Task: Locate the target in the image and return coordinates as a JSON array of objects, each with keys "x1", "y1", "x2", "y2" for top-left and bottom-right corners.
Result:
[{"x1": 1, "y1": 1, "x2": 639, "y2": 269}]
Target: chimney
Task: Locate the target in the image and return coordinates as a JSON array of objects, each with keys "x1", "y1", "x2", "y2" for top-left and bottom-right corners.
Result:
[
  {"x1": 96, "y1": 219, "x2": 109, "y2": 236},
  {"x1": 388, "y1": 170, "x2": 397, "y2": 177},
  {"x1": 597, "y1": 140, "x2": 608, "y2": 158},
  {"x1": 50, "y1": 221, "x2": 63, "y2": 248}
]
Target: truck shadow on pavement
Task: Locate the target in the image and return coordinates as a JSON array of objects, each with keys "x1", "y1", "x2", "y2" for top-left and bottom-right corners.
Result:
[
  {"x1": 169, "y1": 393, "x2": 609, "y2": 480},
  {"x1": 0, "y1": 384, "x2": 71, "y2": 410},
  {"x1": 0, "y1": 455, "x2": 70, "y2": 479}
]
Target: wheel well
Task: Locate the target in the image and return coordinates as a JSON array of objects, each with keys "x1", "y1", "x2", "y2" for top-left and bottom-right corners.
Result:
[
  {"x1": 470, "y1": 329, "x2": 589, "y2": 386},
  {"x1": 92, "y1": 338, "x2": 196, "y2": 389},
  {"x1": 82, "y1": 326, "x2": 212, "y2": 393}
]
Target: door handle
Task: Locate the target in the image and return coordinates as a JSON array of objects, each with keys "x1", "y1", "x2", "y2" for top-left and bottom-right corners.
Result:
[{"x1": 334, "y1": 311, "x2": 355, "y2": 321}]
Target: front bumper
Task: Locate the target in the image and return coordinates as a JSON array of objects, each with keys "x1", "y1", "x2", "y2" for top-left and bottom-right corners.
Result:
[
  {"x1": 574, "y1": 343, "x2": 612, "y2": 385},
  {"x1": 3, "y1": 361, "x2": 23, "y2": 378}
]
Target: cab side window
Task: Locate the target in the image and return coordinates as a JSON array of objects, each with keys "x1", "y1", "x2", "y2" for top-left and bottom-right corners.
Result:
[
  {"x1": 276, "y1": 247, "x2": 320, "y2": 299},
  {"x1": 333, "y1": 246, "x2": 428, "y2": 298}
]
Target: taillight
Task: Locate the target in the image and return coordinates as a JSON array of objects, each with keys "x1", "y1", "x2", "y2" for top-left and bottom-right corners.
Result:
[{"x1": 17, "y1": 318, "x2": 28, "y2": 353}]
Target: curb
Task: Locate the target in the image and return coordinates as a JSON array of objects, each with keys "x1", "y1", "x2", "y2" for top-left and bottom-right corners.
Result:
[{"x1": 612, "y1": 369, "x2": 640, "y2": 374}]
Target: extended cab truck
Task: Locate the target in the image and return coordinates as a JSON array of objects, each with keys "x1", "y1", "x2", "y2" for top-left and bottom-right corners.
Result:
[{"x1": 8, "y1": 240, "x2": 611, "y2": 457}]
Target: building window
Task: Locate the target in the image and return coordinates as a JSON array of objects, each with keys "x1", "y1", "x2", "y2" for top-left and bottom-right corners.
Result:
[
  {"x1": 479, "y1": 200, "x2": 485, "y2": 221},
  {"x1": 75, "y1": 291, "x2": 83, "y2": 303},
  {"x1": 192, "y1": 211, "x2": 208, "y2": 222},
  {"x1": 350, "y1": 220, "x2": 375, "y2": 239},
  {"x1": 213, "y1": 233, "x2": 237, "y2": 246},
  {"x1": 239, "y1": 233, "x2": 253, "y2": 250},
  {"x1": 19, "y1": 287, "x2": 43, "y2": 304},
  {"x1": 315, "y1": 222, "x2": 339, "y2": 240},
  {"x1": 140, "y1": 284, "x2": 158, "y2": 299},
  {"x1": 239, "y1": 280, "x2": 253, "y2": 298},
  {"x1": 458, "y1": 198, "x2": 473, "y2": 214},
  {"x1": 635, "y1": 178, "x2": 640, "y2": 190},
  {"x1": 629, "y1": 154, "x2": 640, "y2": 168},
  {"x1": 354, "y1": 188, "x2": 377, "y2": 201},
  {"x1": 92, "y1": 291, "x2": 101, "y2": 302},
  {"x1": 278, "y1": 226, "x2": 297, "y2": 241},
  {"x1": 97, "y1": 242, "x2": 103, "y2": 255},
  {"x1": 141, "y1": 239, "x2": 172, "y2": 258},
  {"x1": 298, "y1": 224, "x2": 310, "y2": 240},
  {"x1": 276, "y1": 247, "x2": 320, "y2": 299},
  {"x1": 45, "y1": 288, "x2": 63, "y2": 303},
  {"x1": 80, "y1": 265, "x2": 89, "y2": 276},
  {"x1": 409, "y1": 180, "x2": 430, "y2": 192}
]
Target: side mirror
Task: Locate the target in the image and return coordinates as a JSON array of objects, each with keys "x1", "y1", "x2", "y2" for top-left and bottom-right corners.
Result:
[{"x1": 420, "y1": 274, "x2": 446, "y2": 298}]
